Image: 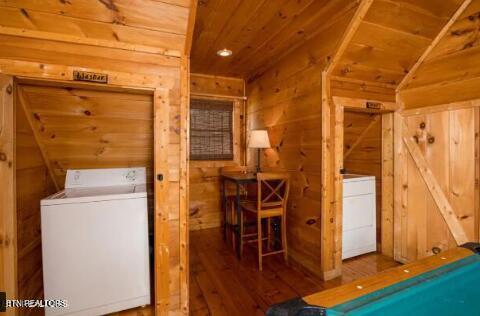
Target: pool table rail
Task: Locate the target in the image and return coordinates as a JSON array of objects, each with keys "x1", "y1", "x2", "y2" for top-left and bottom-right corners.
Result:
[{"x1": 267, "y1": 244, "x2": 480, "y2": 316}]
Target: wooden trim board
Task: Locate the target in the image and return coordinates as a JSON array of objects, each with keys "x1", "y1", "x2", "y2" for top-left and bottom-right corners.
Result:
[
  {"x1": 0, "y1": 74, "x2": 17, "y2": 316},
  {"x1": 154, "y1": 88, "x2": 171, "y2": 315},
  {"x1": 333, "y1": 96, "x2": 398, "y2": 113},
  {"x1": 381, "y1": 113, "x2": 394, "y2": 257}
]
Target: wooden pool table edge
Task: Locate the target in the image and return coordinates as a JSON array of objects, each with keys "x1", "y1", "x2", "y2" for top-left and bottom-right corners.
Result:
[{"x1": 304, "y1": 244, "x2": 480, "y2": 308}]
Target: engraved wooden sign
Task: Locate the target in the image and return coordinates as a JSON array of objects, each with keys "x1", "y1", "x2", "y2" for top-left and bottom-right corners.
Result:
[
  {"x1": 366, "y1": 101, "x2": 382, "y2": 110},
  {"x1": 73, "y1": 71, "x2": 108, "y2": 84}
]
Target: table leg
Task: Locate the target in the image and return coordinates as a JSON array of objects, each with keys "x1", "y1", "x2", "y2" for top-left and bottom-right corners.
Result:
[
  {"x1": 221, "y1": 178, "x2": 226, "y2": 241},
  {"x1": 236, "y1": 183, "x2": 241, "y2": 258}
]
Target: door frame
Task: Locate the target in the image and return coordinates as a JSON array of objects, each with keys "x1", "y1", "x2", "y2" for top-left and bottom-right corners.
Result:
[{"x1": 0, "y1": 74, "x2": 173, "y2": 316}]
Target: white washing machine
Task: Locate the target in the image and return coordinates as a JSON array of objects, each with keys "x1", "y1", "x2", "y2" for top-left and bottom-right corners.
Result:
[{"x1": 41, "y1": 168, "x2": 151, "y2": 316}]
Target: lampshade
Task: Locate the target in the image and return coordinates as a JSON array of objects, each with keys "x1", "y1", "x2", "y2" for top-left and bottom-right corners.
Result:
[{"x1": 249, "y1": 130, "x2": 271, "y2": 148}]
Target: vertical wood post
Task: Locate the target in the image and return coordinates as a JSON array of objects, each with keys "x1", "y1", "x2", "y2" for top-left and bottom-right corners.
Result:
[
  {"x1": 320, "y1": 72, "x2": 343, "y2": 280},
  {"x1": 381, "y1": 113, "x2": 394, "y2": 257},
  {"x1": 154, "y1": 88, "x2": 170, "y2": 315},
  {"x1": 179, "y1": 55, "x2": 190, "y2": 315},
  {"x1": 0, "y1": 74, "x2": 16, "y2": 316}
]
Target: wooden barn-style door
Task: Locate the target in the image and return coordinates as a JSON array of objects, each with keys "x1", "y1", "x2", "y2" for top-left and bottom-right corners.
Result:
[
  {"x1": 394, "y1": 107, "x2": 479, "y2": 263},
  {"x1": 0, "y1": 74, "x2": 16, "y2": 314}
]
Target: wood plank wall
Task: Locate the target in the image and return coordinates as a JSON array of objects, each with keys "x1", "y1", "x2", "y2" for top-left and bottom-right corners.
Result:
[
  {"x1": 0, "y1": 26, "x2": 186, "y2": 316},
  {"x1": 15, "y1": 97, "x2": 56, "y2": 315},
  {"x1": 399, "y1": 0, "x2": 480, "y2": 108},
  {"x1": 245, "y1": 2, "x2": 357, "y2": 277},
  {"x1": 395, "y1": 109, "x2": 478, "y2": 262},
  {"x1": 394, "y1": 0, "x2": 480, "y2": 262},
  {"x1": 189, "y1": 74, "x2": 245, "y2": 231},
  {"x1": 0, "y1": 1, "x2": 195, "y2": 314},
  {"x1": 343, "y1": 111, "x2": 382, "y2": 245}
]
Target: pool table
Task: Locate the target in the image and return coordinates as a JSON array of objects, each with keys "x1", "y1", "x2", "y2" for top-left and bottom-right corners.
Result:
[{"x1": 267, "y1": 243, "x2": 480, "y2": 316}]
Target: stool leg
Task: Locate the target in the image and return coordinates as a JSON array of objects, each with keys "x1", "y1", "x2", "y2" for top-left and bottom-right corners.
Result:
[
  {"x1": 240, "y1": 211, "x2": 244, "y2": 258},
  {"x1": 231, "y1": 203, "x2": 236, "y2": 252},
  {"x1": 267, "y1": 217, "x2": 272, "y2": 250},
  {"x1": 258, "y1": 217, "x2": 263, "y2": 271},
  {"x1": 281, "y1": 214, "x2": 288, "y2": 263}
]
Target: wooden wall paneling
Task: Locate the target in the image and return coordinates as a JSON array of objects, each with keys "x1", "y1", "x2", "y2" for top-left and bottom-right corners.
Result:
[
  {"x1": 397, "y1": 1, "x2": 480, "y2": 109},
  {"x1": 331, "y1": 0, "x2": 464, "y2": 89},
  {"x1": 318, "y1": 0, "x2": 374, "y2": 281},
  {"x1": 396, "y1": 0, "x2": 473, "y2": 91},
  {"x1": 246, "y1": 33, "x2": 329, "y2": 277},
  {"x1": 189, "y1": 73, "x2": 245, "y2": 231},
  {"x1": 343, "y1": 114, "x2": 380, "y2": 159},
  {"x1": 154, "y1": 88, "x2": 171, "y2": 315},
  {"x1": 16, "y1": 87, "x2": 59, "y2": 190},
  {"x1": 15, "y1": 95, "x2": 56, "y2": 315},
  {"x1": 405, "y1": 115, "x2": 428, "y2": 260},
  {"x1": 324, "y1": 0, "x2": 375, "y2": 76},
  {"x1": 190, "y1": 74, "x2": 244, "y2": 99},
  {"x1": 381, "y1": 113, "x2": 394, "y2": 257},
  {"x1": 330, "y1": 78, "x2": 396, "y2": 103},
  {"x1": 402, "y1": 121, "x2": 469, "y2": 246},
  {"x1": 18, "y1": 84, "x2": 154, "y2": 189},
  {"x1": 0, "y1": 1, "x2": 194, "y2": 313},
  {"x1": 0, "y1": 74, "x2": 16, "y2": 315},
  {"x1": 0, "y1": 2, "x2": 191, "y2": 56},
  {"x1": 449, "y1": 109, "x2": 476, "y2": 242}
]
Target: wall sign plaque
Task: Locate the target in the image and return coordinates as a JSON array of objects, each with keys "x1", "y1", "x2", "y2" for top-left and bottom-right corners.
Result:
[
  {"x1": 73, "y1": 71, "x2": 108, "y2": 84},
  {"x1": 366, "y1": 101, "x2": 382, "y2": 110}
]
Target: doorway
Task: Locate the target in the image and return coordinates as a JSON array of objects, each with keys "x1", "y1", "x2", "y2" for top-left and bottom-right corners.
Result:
[{"x1": 3, "y1": 77, "x2": 158, "y2": 315}]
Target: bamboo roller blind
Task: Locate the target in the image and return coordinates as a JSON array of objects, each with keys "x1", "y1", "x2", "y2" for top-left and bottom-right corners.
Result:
[{"x1": 190, "y1": 98, "x2": 233, "y2": 160}]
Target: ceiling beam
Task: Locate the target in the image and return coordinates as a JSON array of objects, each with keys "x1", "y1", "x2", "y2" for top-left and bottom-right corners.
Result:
[
  {"x1": 396, "y1": 0, "x2": 472, "y2": 92},
  {"x1": 325, "y1": 0, "x2": 374, "y2": 75}
]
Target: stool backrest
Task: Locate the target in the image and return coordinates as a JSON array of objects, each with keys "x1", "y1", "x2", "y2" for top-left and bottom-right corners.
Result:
[{"x1": 256, "y1": 173, "x2": 290, "y2": 211}]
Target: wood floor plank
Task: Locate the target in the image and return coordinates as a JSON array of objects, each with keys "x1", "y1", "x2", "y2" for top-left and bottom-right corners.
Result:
[{"x1": 190, "y1": 228, "x2": 401, "y2": 315}]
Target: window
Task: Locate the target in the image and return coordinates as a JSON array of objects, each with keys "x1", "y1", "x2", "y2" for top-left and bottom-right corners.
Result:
[{"x1": 190, "y1": 98, "x2": 233, "y2": 160}]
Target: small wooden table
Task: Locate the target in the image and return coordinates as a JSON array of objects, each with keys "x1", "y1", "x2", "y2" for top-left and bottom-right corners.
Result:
[{"x1": 221, "y1": 173, "x2": 256, "y2": 258}]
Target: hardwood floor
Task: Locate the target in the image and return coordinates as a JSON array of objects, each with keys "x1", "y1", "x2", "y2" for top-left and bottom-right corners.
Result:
[{"x1": 190, "y1": 228, "x2": 400, "y2": 316}]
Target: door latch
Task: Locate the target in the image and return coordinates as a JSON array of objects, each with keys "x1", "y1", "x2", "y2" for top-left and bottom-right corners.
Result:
[{"x1": 157, "y1": 174, "x2": 163, "y2": 181}]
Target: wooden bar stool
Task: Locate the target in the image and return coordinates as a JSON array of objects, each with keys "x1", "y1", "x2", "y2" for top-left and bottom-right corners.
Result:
[
  {"x1": 220, "y1": 165, "x2": 248, "y2": 249},
  {"x1": 240, "y1": 172, "x2": 290, "y2": 271}
]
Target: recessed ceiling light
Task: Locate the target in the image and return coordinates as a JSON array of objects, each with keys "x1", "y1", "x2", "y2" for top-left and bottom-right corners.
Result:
[{"x1": 217, "y1": 48, "x2": 232, "y2": 57}]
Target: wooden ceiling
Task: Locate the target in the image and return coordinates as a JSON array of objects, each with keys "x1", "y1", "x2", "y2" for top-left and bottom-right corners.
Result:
[
  {"x1": 331, "y1": 0, "x2": 464, "y2": 87},
  {"x1": 17, "y1": 83, "x2": 154, "y2": 189},
  {"x1": 191, "y1": 0, "x2": 358, "y2": 77},
  {"x1": 191, "y1": 0, "x2": 465, "y2": 84},
  {"x1": 0, "y1": 0, "x2": 192, "y2": 57}
]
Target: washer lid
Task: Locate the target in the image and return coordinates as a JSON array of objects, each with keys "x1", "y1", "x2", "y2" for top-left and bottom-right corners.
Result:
[
  {"x1": 65, "y1": 168, "x2": 146, "y2": 189},
  {"x1": 41, "y1": 184, "x2": 147, "y2": 206}
]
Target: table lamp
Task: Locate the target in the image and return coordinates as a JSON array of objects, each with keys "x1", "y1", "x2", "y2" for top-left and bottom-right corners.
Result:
[{"x1": 249, "y1": 130, "x2": 271, "y2": 173}]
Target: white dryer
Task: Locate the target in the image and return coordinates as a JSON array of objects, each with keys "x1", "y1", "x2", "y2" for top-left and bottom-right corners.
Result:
[{"x1": 41, "y1": 168, "x2": 150, "y2": 316}]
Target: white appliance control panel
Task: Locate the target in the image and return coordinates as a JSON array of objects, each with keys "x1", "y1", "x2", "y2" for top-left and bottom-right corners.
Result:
[{"x1": 65, "y1": 168, "x2": 146, "y2": 189}]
